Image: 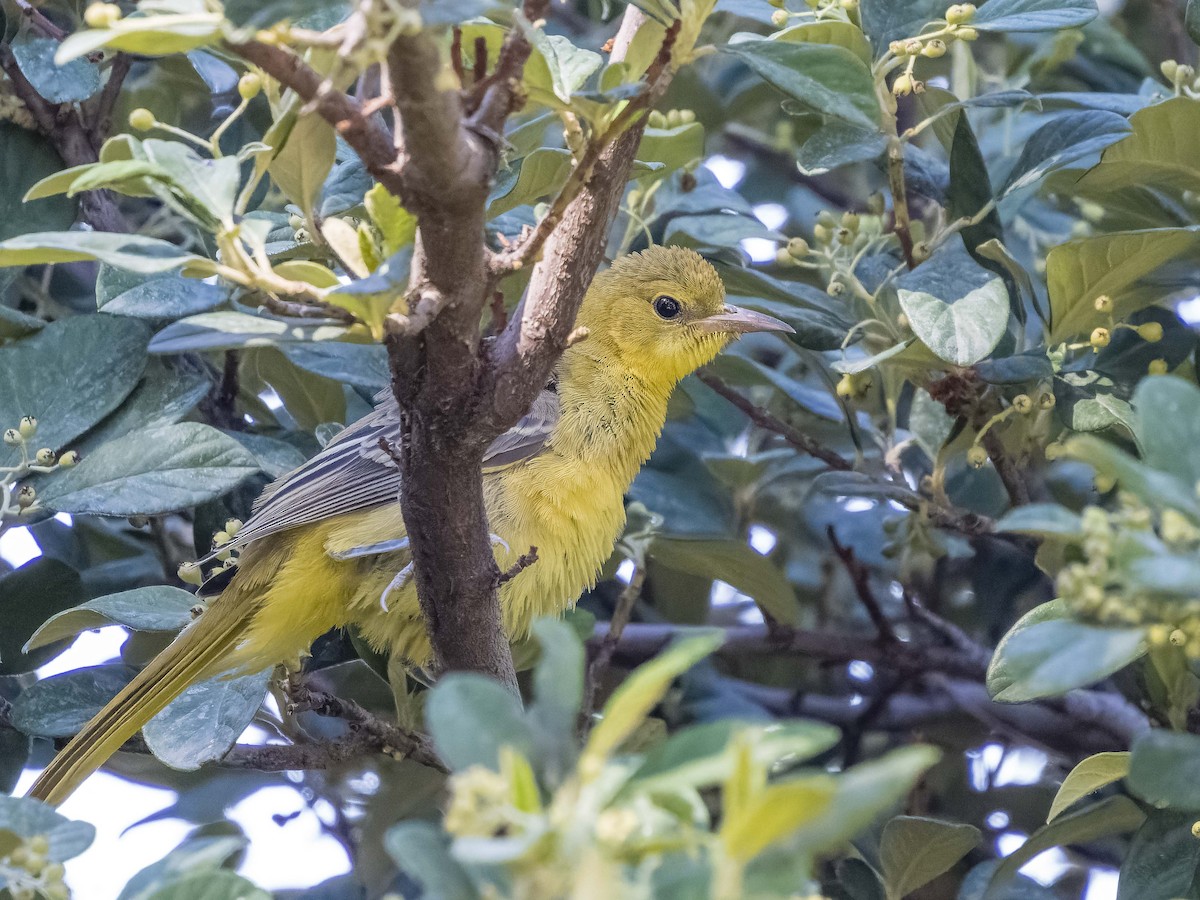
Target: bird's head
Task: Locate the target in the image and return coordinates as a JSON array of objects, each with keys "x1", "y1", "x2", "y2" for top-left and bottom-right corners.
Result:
[{"x1": 574, "y1": 246, "x2": 794, "y2": 387}]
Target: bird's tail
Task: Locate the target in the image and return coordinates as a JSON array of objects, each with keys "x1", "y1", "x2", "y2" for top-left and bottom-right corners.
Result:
[{"x1": 26, "y1": 596, "x2": 255, "y2": 806}]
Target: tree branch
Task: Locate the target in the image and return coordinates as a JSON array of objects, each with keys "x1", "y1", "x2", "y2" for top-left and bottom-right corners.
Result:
[
  {"x1": 829, "y1": 526, "x2": 897, "y2": 644},
  {"x1": 226, "y1": 39, "x2": 404, "y2": 197}
]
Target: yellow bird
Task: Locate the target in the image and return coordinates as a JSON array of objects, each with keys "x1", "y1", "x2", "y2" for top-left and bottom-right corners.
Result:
[{"x1": 28, "y1": 246, "x2": 792, "y2": 805}]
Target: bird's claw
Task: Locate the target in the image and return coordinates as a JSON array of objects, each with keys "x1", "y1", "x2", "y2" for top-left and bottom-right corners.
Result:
[
  {"x1": 376, "y1": 534, "x2": 508, "y2": 612},
  {"x1": 380, "y1": 562, "x2": 414, "y2": 612}
]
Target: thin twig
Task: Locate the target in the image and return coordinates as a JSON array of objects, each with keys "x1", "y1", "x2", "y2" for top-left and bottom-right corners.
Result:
[
  {"x1": 585, "y1": 563, "x2": 647, "y2": 715},
  {"x1": 828, "y1": 527, "x2": 897, "y2": 644},
  {"x1": 697, "y1": 370, "x2": 853, "y2": 470},
  {"x1": 497, "y1": 546, "x2": 538, "y2": 585},
  {"x1": 13, "y1": 0, "x2": 67, "y2": 41}
]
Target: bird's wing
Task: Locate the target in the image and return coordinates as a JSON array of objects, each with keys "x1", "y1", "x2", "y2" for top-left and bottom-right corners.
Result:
[{"x1": 225, "y1": 388, "x2": 560, "y2": 550}]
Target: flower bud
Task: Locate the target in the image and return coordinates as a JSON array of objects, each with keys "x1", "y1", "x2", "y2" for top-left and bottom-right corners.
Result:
[
  {"x1": 1179, "y1": 65, "x2": 1197, "y2": 83},
  {"x1": 178, "y1": 561, "x2": 203, "y2": 586},
  {"x1": 1172, "y1": 628, "x2": 1188, "y2": 646},
  {"x1": 128, "y1": 108, "x2": 156, "y2": 131},
  {"x1": 225, "y1": 518, "x2": 243, "y2": 537},
  {"x1": 57, "y1": 450, "x2": 80, "y2": 467},
  {"x1": 835, "y1": 226, "x2": 854, "y2": 245},
  {"x1": 647, "y1": 110, "x2": 668, "y2": 128},
  {"x1": 774, "y1": 247, "x2": 796, "y2": 267},
  {"x1": 18, "y1": 415, "x2": 37, "y2": 438},
  {"x1": 786, "y1": 236, "x2": 810, "y2": 259},
  {"x1": 889, "y1": 40, "x2": 905, "y2": 56},
  {"x1": 1137, "y1": 321, "x2": 1164, "y2": 342},
  {"x1": 946, "y1": 3, "x2": 976, "y2": 25},
  {"x1": 677, "y1": 108, "x2": 696, "y2": 124},
  {"x1": 84, "y1": 2, "x2": 122, "y2": 27},
  {"x1": 666, "y1": 108, "x2": 682, "y2": 128},
  {"x1": 35, "y1": 448, "x2": 54, "y2": 465},
  {"x1": 771, "y1": 8, "x2": 789, "y2": 26},
  {"x1": 967, "y1": 445, "x2": 988, "y2": 468},
  {"x1": 841, "y1": 211, "x2": 860, "y2": 231},
  {"x1": 238, "y1": 72, "x2": 263, "y2": 101},
  {"x1": 3, "y1": 428, "x2": 21, "y2": 445},
  {"x1": 835, "y1": 373, "x2": 858, "y2": 400},
  {"x1": 1090, "y1": 327, "x2": 1110, "y2": 350},
  {"x1": 817, "y1": 210, "x2": 837, "y2": 228},
  {"x1": 212, "y1": 530, "x2": 231, "y2": 547},
  {"x1": 827, "y1": 278, "x2": 846, "y2": 297},
  {"x1": 921, "y1": 39, "x2": 947, "y2": 58},
  {"x1": 1093, "y1": 294, "x2": 1112, "y2": 313},
  {"x1": 1149, "y1": 358, "x2": 1169, "y2": 375},
  {"x1": 1012, "y1": 394, "x2": 1034, "y2": 415},
  {"x1": 912, "y1": 241, "x2": 931, "y2": 263},
  {"x1": 1162, "y1": 60, "x2": 1180, "y2": 81},
  {"x1": 841, "y1": 0, "x2": 858, "y2": 9},
  {"x1": 956, "y1": 26, "x2": 979, "y2": 40}
]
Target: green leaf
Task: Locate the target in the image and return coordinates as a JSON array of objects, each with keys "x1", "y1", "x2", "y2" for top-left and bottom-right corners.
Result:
[
  {"x1": 947, "y1": 112, "x2": 1004, "y2": 268},
  {"x1": 897, "y1": 279, "x2": 1008, "y2": 366},
  {"x1": 796, "y1": 122, "x2": 887, "y2": 176},
  {"x1": 648, "y1": 537, "x2": 800, "y2": 625},
  {"x1": 281, "y1": 342, "x2": 390, "y2": 391},
  {"x1": 1133, "y1": 376, "x2": 1200, "y2": 488},
  {"x1": 117, "y1": 835, "x2": 248, "y2": 900},
  {"x1": 364, "y1": 183, "x2": 416, "y2": 255},
  {"x1": 1127, "y1": 730, "x2": 1200, "y2": 811},
  {"x1": 1189, "y1": 0, "x2": 1200, "y2": 45},
  {"x1": 246, "y1": 348, "x2": 345, "y2": 431},
  {"x1": 972, "y1": 0, "x2": 1098, "y2": 32},
  {"x1": 1075, "y1": 98, "x2": 1200, "y2": 197},
  {"x1": 1046, "y1": 227, "x2": 1200, "y2": 342},
  {"x1": 1048, "y1": 752, "x2": 1130, "y2": 821},
  {"x1": 10, "y1": 665, "x2": 136, "y2": 737},
  {"x1": 2, "y1": 124, "x2": 77, "y2": 240},
  {"x1": 774, "y1": 20, "x2": 873, "y2": 63},
  {"x1": 37, "y1": 422, "x2": 261, "y2": 516},
  {"x1": 1125, "y1": 554, "x2": 1200, "y2": 598},
  {"x1": 627, "y1": 719, "x2": 838, "y2": 794},
  {"x1": 27, "y1": 160, "x2": 164, "y2": 201},
  {"x1": 879, "y1": 816, "x2": 980, "y2": 900},
  {"x1": 25, "y1": 585, "x2": 196, "y2": 652},
  {"x1": 143, "y1": 668, "x2": 271, "y2": 771},
  {"x1": 141, "y1": 139, "x2": 241, "y2": 228},
  {"x1": 426, "y1": 673, "x2": 535, "y2": 772},
  {"x1": 0, "y1": 230, "x2": 203, "y2": 273},
  {"x1": 1070, "y1": 392, "x2": 1136, "y2": 436},
  {"x1": 97, "y1": 266, "x2": 226, "y2": 319},
  {"x1": 269, "y1": 113, "x2": 337, "y2": 222},
  {"x1": 723, "y1": 39, "x2": 879, "y2": 131},
  {"x1": 56, "y1": 13, "x2": 223, "y2": 62},
  {"x1": 1064, "y1": 434, "x2": 1200, "y2": 521},
  {"x1": 528, "y1": 618, "x2": 585, "y2": 779},
  {"x1": 0, "y1": 558, "x2": 85, "y2": 675},
  {"x1": 384, "y1": 822, "x2": 479, "y2": 900},
  {"x1": 858, "y1": 0, "x2": 945, "y2": 57},
  {"x1": 995, "y1": 504, "x2": 1083, "y2": 538},
  {"x1": 128, "y1": 869, "x2": 271, "y2": 900},
  {"x1": 832, "y1": 338, "x2": 916, "y2": 375},
  {"x1": 0, "y1": 315, "x2": 149, "y2": 467},
  {"x1": 987, "y1": 604, "x2": 1147, "y2": 702},
  {"x1": 489, "y1": 148, "x2": 573, "y2": 217},
  {"x1": 85, "y1": 357, "x2": 212, "y2": 444},
  {"x1": 988, "y1": 796, "x2": 1144, "y2": 891},
  {"x1": 786, "y1": 746, "x2": 942, "y2": 856},
  {"x1": 0, "y1": 795, "x2": 95, "y2": 861},
  {"x1": 1002, "y1": 110, "x2": 1131, "y2": 196},
  {"x1": 10, "y1": 33, "x2": 101, "y2": 103},
  {"x1": 522, "y1": 27, "x2": 603, "y2": 105},
  {"x1": 149, "y1": 312, "x2": 351, "y2": 353},
  {"x1": 722, "y1": 773, "x2": 837, "y2": 862},
  {"x1": 637, "y1": 123, "x2": 707, "y2": 175},
  {"x1": 582, "y1": 631, "x2": 723, "y2": 771},
  {"x1": 1117, "y1": 809, "x2": 1200, "y2": 900}
]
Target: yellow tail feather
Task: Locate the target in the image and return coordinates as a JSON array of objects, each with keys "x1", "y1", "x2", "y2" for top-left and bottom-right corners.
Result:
[{"x1": 27, "y1": 598, "x2": 255, "y2": 806}]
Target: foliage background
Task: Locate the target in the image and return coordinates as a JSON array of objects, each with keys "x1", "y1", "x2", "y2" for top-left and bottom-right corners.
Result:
[{"x1": 1, "y1": 0, "x2": 1200, "y2": 897}]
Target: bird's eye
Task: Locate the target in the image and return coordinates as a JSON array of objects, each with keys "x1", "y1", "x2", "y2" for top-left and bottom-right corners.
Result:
[{"x1": 653, "y1": 295, "x2": 681, "y2": 320}]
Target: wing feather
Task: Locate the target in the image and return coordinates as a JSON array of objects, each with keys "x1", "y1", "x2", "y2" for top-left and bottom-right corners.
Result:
[{"x1": 222, "y1": 388, "x2": 559, "y2": 551}]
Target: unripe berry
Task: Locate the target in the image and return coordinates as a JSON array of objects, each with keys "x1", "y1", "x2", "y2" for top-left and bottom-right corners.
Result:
[
  {"x1": 835, "y1": 226, "x2": 854, "y2": 245},
  {"x1": 827, "y1": 278, "x2": 846, "y2": 297},
  {"x1": 178, "y1": 561, "x2": 203, "y2": 586},
  {"x1": 225, "y1": 518, "x2": 243, "y2": 536},
  {"x1": 666, "y1": 109, "x2": 682, "y2": 128},
  {"x1": 912, "y1": 241, "x2": 931, "y2": 263},
  {"x1": 956, "y1": 26, "x2": 979, "y2": 40},
  {"x1": 771, "y1": 8, "x2": 789, "y2": 27},
  {"x1": 1012, "y1": 394, "x2": 1034, "y2": 415},
  {"x1": 238, "y1": 72, "x2": 263, "y2": 101},
  {"x1": 128, "y1": 108, "x2": 156, "y2": 131},
  {"x1": 16, "y1": 485, "x2": 36, "y2": 508},
  {"x1": 18, "y1": 415, "x2": 37, "y2": 438},
  {"x1": 966, "y1": 445, "x2": 988, "y2": 468},
  {"x1": 212, "y1": 530, "x2": 231, "y2": 546},
  {"x1": 35, "y1": 448, "x2": 54, "y2": 465},
  {"x1": 1172, "y1": 628, "x2": 1188, "y2": 646},
  {"x1": 647, "y1": 110, "x2": 668, "y2": 128},
  {"x1": 26, "y1": 837, "x2": 48, "y2": 856},
  {"x1": 836, "y1": 373, "x2": 857, "y2": 400},
  {"x1": 889, "y1": 40, "x2": 905, "y2": 56},
  {"x1": 841, "y1": 211, "x2": 860, "y2": 231},
  {"x1": 892, "y1": 73, "x2": 915, "y2": 96},
  {"x1": 841, "y1": 0, "x2": 858, "y2": 9},
  {"x1": 774, "y1": 247, "x2": 796, "y2": 267},
  {"x1": 677, "y1": 109, "x2": 696, "y2": 124},
  {"x1": 921, "y1": 39, "x2": 947, "y2": 58},
  {"x1": 1149, "y1": 358, "x2": 1169, "y2": 375},
  {"x1": 4, "y1": 428, "x2": 21, "y2": 445},
  {"x1": 1038, "y1": 392, "x2": 1055, "y2": 410},
  {"x1": 813, "y1": 223, "x2": 832, "y2": 244},
  {"x1": 57, "y1": 450, "x2": 80, "y2": 467},
  {"x1": 1137, "y1": 321, "x2": 1164, "y2": 342},
  {"x1": 84, "y1": 2, "x2": 122, "y2": 28},
  {"x1": 1090, "y1": 326, "x2": 1110, "y2": 349},
  {"x1": 817, "y1": 210, "x2": 837, "y2": 228},
  {"x1": 1093, "y1": 294, "x2": 1112, "y2": 313},
  {"x1": 903, "y1": 39, "x2": 923, "y2": 56},
  {"x1": 946, "y1": 3, "x2": 976, "y2": 25},
  {"x1": 1163, "y1": 59, "x2": 1180, "y2": 81},
  {"x1": 786, "y1": 236, "x2": 810, "y2": 259},
  {"x1": 1180, "y1": 65, "x2": 1197, "y2": 83}
]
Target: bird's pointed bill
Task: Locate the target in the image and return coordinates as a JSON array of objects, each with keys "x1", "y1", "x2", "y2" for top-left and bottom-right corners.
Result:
[{"x1": 695, "y1": 304, "x2": 795, "y2": 334}]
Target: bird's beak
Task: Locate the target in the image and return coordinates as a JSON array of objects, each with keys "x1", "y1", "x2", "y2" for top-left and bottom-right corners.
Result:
[{"x1": 695, "y1": 304, "x2": 796, "y2": 335}]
